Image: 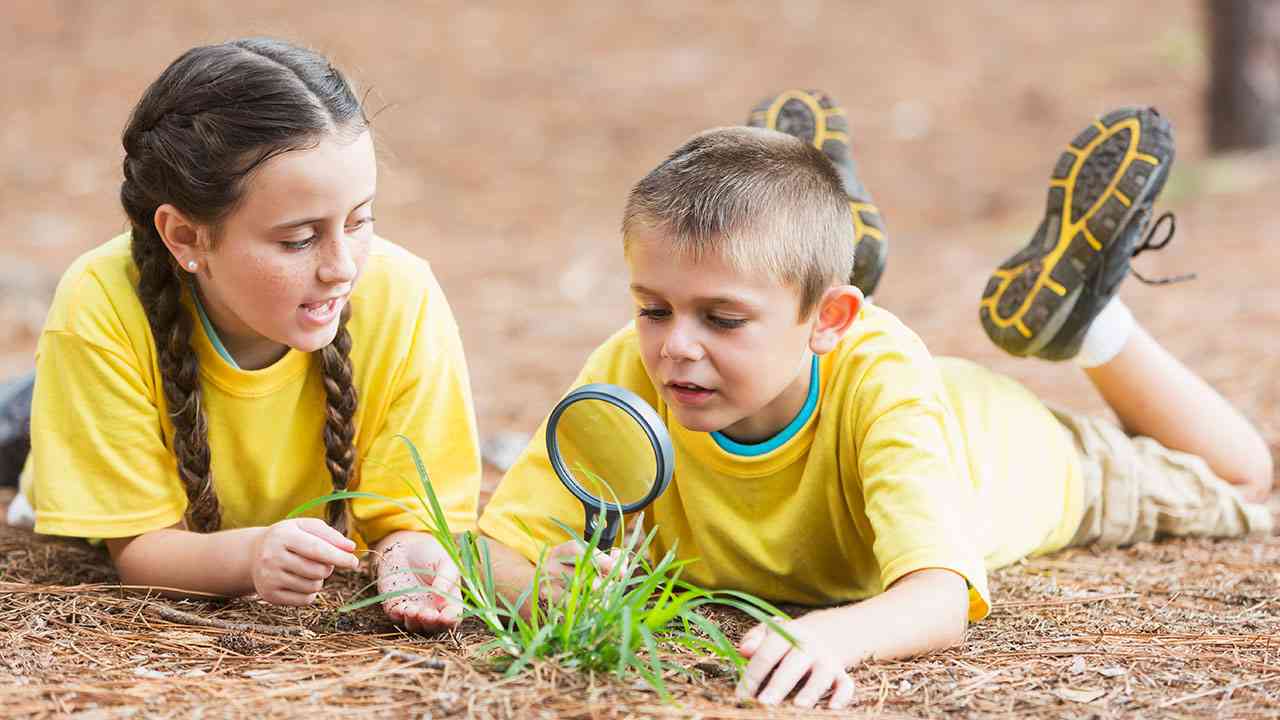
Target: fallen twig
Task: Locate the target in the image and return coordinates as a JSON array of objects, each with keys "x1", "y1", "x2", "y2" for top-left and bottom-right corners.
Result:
[
  {"x1": 993, "y1": 592, "x2": 1138, "y2": 610},
  {"x1": 145, "y1": 602, "x2": 315, "y2": 639},
  {"x1": 383, "y1": 648, "x2": 447, "y2": 670}
]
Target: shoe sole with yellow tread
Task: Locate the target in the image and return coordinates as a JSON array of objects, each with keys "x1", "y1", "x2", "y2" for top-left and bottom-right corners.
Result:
[
  {"x1": 748, "y1": 89, "x2": 888, "y2": 298},
  {"x1": 980, "y1": 106, "x2": 1175, "y2": 360}
]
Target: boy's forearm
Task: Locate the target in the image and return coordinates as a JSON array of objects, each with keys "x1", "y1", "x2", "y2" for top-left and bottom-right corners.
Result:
[
  {"x1": 108, "y1": 527, "x2": 265, "y2": 598},
  {"x1": 817, "y1": 568, "x2": 969, "y2": 667}
]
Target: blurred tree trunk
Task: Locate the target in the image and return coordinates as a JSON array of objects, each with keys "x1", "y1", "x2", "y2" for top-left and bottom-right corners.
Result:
[{"x1": 1206, "y1": 0, "x2": 1280, "y2": 151}]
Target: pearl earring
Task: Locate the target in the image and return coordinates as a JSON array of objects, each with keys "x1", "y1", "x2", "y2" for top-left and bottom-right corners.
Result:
[{"x1": 186, "y1": 260, "x2": 198, "y2": 272}]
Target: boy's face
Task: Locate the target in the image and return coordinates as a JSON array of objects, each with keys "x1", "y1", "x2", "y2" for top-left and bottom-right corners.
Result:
[{"x1": 627, "y1": 229, "x2": 817, "y2": 443}]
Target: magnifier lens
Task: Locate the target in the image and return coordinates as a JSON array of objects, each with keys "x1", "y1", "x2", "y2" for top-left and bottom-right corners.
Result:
[
  {"x1": 554, "y1": 398, "x2": 658, "y2": 508},
  {"x1": 547, "y1": 384, "x2": 675, "y2": 550}
]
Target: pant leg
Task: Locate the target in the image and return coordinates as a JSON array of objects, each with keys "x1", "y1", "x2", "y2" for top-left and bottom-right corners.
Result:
[{"x1": 1051, "y1": 406, "x2": 1273, "y2": 548}]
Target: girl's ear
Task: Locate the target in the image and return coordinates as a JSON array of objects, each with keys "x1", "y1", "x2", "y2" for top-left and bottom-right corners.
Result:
[
  {"x1": 153, "y1": 204, "x2": 208, "y2": 272},
  {"x1": 809, "y1": 285, "x2": 864, "y2": 355}
]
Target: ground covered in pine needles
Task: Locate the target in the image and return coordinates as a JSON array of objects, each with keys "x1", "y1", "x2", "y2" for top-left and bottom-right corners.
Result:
[
  {"x1": 2, "y1": 504, "x2": 1277, "y2": 718},
  {"x1": 3, "y1": 1, "x2": 1280, "y2": 717}
]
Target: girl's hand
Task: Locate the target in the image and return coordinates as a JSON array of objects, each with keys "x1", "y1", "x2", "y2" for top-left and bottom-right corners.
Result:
[
  {"x1": 736, "y1": 612, "x2": 856, "y2": 710},
  {"x1": 250, "y1": 518, "x2": 359, "y2": 606},
  {"x1": 375, "y1": 531, "x2": 462, "y2": 632}
]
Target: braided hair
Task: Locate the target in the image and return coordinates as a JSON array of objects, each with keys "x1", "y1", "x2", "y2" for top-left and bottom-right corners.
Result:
[{"x1": 119, "y1": 38, "x2": 365, "y2": 533}]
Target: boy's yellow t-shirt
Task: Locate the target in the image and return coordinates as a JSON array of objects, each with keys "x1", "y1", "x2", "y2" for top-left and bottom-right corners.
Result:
[
  {"x1": 479, "y1": 305, "x2": 1083, "y2": 621},
  {"x1": 28, "y1": 233, "x2": 481, "y2": 544}
]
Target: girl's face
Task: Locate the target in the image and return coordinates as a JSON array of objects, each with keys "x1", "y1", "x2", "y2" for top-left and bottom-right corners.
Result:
[{"x1": 193, "y1": 130, "x2": 377, "y2": 369}]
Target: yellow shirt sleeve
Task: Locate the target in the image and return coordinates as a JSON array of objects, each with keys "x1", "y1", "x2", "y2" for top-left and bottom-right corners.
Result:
[
  {"x1": 844, "y1": 325, "x2": 991, "y2": 620},
  {"x1": 479, "y1": 325, "x2": 654, "y2": 563},
  {"x1": 32, "y1": 318, "x2": 187, "y2": 538},
  {"x1": 348, "y1": 258, "x2": 482, "y2": 544}
]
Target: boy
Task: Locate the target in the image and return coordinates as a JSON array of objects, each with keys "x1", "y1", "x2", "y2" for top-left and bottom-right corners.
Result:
[{"x1": 477, "y1": 92, "x2": 1274, "y2": 710}]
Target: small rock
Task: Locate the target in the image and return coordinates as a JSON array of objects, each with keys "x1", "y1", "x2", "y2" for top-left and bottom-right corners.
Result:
[
  {"x1": 1068, "y1": 655, "x2": 1086, "y2": 675},
  {"x1": 133, "y1": 667, "x2": 169, "y2": 678},
  {"x1": 1097, "y1": 667, "x2": 1127, "y2": 678}
]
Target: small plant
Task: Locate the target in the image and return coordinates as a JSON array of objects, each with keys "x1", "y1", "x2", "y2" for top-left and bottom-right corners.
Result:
[{"x1": 289, "y1": 436, "x2": 791, "y2": 700}]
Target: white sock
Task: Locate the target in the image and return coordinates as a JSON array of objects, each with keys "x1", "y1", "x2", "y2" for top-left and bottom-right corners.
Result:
[
  {"x1": 5, "y1": 490, "x2": 34, "y2": 529},
  {"x1": 1073, "y1": 297, "x2": 1135, "y2": 368}
]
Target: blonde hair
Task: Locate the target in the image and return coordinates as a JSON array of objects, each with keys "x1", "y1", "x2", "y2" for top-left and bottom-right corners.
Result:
[{"x1": 622, "y1": 126, "x2": 854, "y2": 318}]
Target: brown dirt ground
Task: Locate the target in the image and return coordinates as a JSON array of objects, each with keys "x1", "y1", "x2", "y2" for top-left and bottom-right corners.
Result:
[{"x1": 2, "y1": 0, "x2": 1279, "y2": 717}]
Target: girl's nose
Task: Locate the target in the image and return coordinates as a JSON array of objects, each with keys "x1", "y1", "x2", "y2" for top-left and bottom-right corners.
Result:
[{"x1": 318, "y1": 235, "x2": 357, "y2": 284}]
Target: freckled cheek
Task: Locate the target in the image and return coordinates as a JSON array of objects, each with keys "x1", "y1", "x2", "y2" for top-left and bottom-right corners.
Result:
[{"x1": 254, "y1": 262, "x2": 311, "y2": 309}]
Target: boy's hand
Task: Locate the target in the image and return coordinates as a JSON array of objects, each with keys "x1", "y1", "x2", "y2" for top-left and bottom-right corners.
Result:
[
  {"x1": 375, "y1": 530, "x2": 462, "y2": 632},
  {"x1": 547, "y1": 539, "x2": 622, "y2": 574},
  {"x1": 542, "y1": 540, "x2": 624, "y2": 601},
  {"x1": 736, "y1": 612, "x2": 856, "y2": 710},
  {"x1": 250, "y1": 518, "x2": 360, "y2": 606}
]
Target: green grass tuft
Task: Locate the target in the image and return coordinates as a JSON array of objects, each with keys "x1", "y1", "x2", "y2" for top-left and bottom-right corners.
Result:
[{"x1": 290, "y1": 435, "x2": 792, "y2": 700}]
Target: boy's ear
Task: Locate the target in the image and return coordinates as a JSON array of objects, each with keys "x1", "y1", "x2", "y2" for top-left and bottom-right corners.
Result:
[
  {"x1": 153, "y1": 204, "x2": 208, "y2": 271},
  {"x1": 809, "y1": 285, "x2": 864, "y2": 355}
]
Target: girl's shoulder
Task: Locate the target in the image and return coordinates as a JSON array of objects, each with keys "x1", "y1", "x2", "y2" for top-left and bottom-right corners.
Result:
[
  {"x1": 351, "y1": 236, "x2": 440, "y2": 307},
  {"x1": 43, "y1": 234, "x2": 149, "y2": 349},
  {"x1": 346, "y1": 236, "x2": 455, "y2": 346}
]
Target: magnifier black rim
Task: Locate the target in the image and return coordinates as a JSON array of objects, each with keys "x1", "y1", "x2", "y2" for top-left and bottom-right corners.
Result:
[{"x1": 545, "y1": 382, "x2": 674, "y2": 514}]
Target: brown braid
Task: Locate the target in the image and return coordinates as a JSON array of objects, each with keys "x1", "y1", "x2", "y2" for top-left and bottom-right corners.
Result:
[
  {"x1": 118, "y1": 38, "x2": 368, "y2": 533},
  {"x1": 130, "y1": 217, "x2": 221, "y2": 532},
  {"x1": 318, "y1": 303, "x2": 359, "y2": 533}
]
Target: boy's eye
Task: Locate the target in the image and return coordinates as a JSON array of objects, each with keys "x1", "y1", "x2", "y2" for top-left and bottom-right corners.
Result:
[
  {"x1": 637, "y1": 307, "x2": 670, "y2": 321},
  {"x1": 708, "y1": 315, "x2": 747, "y2": 329},
  {"x1": 282, "y1": 236, "x2": 317, "y2": 251},
  {"x1": 346, "y1": 215, "x2": 375, "y2": 233}
]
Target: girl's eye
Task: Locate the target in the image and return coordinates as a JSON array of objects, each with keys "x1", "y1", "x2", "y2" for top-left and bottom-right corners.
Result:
[
  {"x1": 282, "y1": 236, "x2": 317, "y2": 251},
  {"x1": 708, "y1": 315, "x2": 747, "y2": 329},
  {"x1": 637, "y1": 307, "x2": 670, "y2": 321}
]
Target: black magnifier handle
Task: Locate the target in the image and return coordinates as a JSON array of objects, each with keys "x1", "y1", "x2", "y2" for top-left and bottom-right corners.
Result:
[{"x1": 582, "y1": 502, "x2": 622, "y2": 550}]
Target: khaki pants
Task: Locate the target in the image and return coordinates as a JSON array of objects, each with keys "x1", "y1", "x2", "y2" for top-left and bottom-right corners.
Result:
[{"x1": 1051, "y1": 407, "x2": 1274, "y2": 548}]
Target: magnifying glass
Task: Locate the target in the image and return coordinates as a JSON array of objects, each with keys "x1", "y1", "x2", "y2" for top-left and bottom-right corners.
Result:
[{"x1": 545, "y1": 383, "x2": 674, "y2": 551}]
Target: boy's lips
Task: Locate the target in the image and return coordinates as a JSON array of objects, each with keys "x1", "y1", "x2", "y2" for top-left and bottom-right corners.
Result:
[{"x1": 666, "y1": 380, "x2": 715, "y2": 406}]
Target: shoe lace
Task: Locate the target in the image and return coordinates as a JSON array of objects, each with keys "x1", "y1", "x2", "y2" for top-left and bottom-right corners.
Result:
[{"x1": 1129, "y1": 211, "x2": 1197, "y2": 285}]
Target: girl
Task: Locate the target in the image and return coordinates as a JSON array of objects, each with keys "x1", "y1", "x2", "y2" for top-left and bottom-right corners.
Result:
[{"x1": 22, "y1": 38, "x2": 479, "y2": 632}]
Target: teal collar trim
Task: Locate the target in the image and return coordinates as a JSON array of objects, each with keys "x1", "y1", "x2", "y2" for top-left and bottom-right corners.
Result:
[
  {"x1": 189, "y1": 280, "x2": 240, "y2": 370},
  {"x1": 711, "y1": 355, "x2": 818, "y2": 457}
]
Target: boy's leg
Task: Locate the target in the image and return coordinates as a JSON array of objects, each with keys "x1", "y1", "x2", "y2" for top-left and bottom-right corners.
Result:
[
  {"x1": 981, "y1": 106, "x2": 1272, "y2": 523},
  {"x1": 1083, "y1": 319, "x2": 1273, "y2": 502},
  {"x1": 747, "y1": 90, "x2": 888, "y2": 299},
  {"x1": 1053, "y1": 402, "x2": 1271, "y2": 547}
]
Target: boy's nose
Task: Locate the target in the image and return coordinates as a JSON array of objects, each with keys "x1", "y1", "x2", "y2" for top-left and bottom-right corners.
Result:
[{"x1": 660, "y1": 323, "x2": 705, "y2": 362}]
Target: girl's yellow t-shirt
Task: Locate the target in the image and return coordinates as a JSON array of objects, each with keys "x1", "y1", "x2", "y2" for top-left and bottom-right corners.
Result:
[
  {"x1": 28, "y1": 234, "x2": 481, "y2": 544},
  {"x1": 479, "y1": 305, "x2": 1083, "y2": 622}
]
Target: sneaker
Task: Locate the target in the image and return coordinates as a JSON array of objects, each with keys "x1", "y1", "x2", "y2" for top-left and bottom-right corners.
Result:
[
  {"x1": 748, "y1": 89, "x2": 888, "y2": 298},
  {"x1": 980, "y1": 107, "x2": 1176, "y2": 360},
  {"x1": 0, "y1": 372, "x2": 33, "y2": 489}
]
